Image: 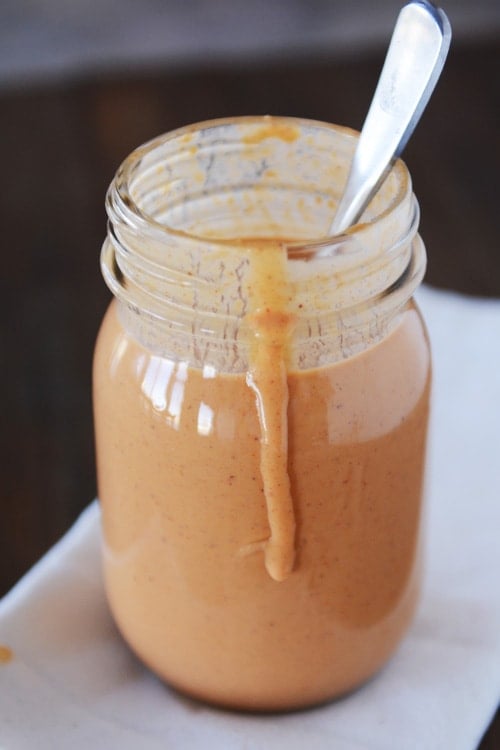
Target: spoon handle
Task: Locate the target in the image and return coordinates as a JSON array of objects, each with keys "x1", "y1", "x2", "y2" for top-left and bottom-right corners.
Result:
[{"x1": 330, "y1": 0, "x2": 451, "y2": 236}]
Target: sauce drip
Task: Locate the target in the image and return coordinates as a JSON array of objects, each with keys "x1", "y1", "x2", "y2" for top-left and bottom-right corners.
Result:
[{"x1": 243, "y1": 239, "x2": 296, "y2": 582}]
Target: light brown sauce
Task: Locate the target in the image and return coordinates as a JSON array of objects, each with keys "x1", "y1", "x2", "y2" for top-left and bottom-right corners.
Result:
[
  {"x1": 242, "y1": 121, "x2": 300, "y2": 145},
  {"x1": 95, "y1": 289, "x2": 430, "y2": 710}
]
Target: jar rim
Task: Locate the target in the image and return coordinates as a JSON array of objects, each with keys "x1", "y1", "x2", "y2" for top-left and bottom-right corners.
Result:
[
  {"x1": 102, "y1": 115, "x2": 425, "y2": 370},
  {"x1": 110, "y1": 114, "x2": 411, "y2": 258}
]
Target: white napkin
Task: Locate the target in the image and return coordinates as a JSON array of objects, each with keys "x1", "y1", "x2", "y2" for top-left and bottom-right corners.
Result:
[{"x1": 1, "y1": 284, "x2": 499, "y2": 750}]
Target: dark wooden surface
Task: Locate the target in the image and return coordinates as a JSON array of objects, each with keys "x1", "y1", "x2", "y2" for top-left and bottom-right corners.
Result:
[{"x1": 1, "y1": 40, "x2": 498, "y2": 746}]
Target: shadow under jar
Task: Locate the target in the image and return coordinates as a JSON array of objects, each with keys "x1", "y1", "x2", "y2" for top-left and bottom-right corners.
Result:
[{"x1": 93, "y1": 116, "x2": 431, "y2": 712}]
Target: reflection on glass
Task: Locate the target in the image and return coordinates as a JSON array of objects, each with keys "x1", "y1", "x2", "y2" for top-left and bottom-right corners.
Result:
[
  {"x1": 141, "y1": 357, "x2": 188, "y2": 429},
  {"x1": 202, "y1": 364, "x2": 217, "y2": 380},
  {"x1": 197, "y1": 401, "x2": 214, "y2": 436},
  {"x1": 109, "y1": 337, "x2": 128, "y2": 378}
]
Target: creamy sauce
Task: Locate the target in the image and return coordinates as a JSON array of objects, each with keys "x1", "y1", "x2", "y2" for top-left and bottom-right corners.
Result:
[{"x1": 94, "y1": 295, "x2": 430, "y2": 710}]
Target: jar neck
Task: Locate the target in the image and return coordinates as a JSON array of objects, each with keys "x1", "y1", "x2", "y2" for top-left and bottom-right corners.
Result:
[{"x1": 102, "y1": 116, "x2": 426, "y2": 371}]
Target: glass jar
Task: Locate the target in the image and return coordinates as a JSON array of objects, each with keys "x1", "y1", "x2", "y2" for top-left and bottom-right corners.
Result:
[{"x1": 93, "y1": 116, "x2": 431, "y2": 711}]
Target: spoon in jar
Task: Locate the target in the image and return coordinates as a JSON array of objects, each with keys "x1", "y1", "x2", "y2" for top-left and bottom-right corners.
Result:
[{"x1": 329, "y1": 0, "x2": 451, "y2": 236}]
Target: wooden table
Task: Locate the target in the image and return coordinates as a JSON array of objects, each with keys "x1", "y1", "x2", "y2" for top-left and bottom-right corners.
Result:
[{"x1": 1, "y1": 39, "x2": 498, "y2": 746}]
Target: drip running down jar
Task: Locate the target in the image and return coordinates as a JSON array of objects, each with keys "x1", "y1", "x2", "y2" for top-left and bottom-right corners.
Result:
[{"x1": 93, "y1": 116, "x2": 431, "y2": 711}]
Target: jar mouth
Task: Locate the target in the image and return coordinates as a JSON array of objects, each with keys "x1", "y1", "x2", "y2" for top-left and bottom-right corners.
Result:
[
  {"x1": 103, "y1": 115, "x2": 424, "y2": 370},
  {"x1": 109, "y1": 115, "x2": 412, "y2": 261}
]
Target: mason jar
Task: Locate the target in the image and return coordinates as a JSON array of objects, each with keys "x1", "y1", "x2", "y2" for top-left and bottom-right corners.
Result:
[{"x1": 93, "y1": 116, "x2": 431, "y2": 711}]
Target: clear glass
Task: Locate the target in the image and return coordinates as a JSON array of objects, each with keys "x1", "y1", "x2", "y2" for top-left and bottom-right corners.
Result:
[{"x1": 93, "y1": 116, "x2": 431, "y2": 711}]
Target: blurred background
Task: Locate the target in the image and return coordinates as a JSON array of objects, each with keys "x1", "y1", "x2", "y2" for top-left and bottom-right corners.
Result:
[
  {"x1": 1, "y1": 0, "x2": 498, "y2": 85},
  {"x1": 1, "y1": 0, "x2": 499, "y2": 742}
]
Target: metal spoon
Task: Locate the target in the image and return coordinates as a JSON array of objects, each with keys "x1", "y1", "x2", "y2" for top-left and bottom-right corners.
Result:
[{"x1": 329, "y1": 0, "x2": 451, "y2": 236}]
